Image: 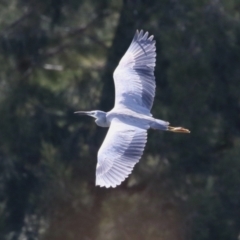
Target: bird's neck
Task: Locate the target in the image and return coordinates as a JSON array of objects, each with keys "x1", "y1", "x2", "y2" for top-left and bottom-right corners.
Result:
[{"x1": 95, "y1": 112, "x2": 109, "y2": 127}]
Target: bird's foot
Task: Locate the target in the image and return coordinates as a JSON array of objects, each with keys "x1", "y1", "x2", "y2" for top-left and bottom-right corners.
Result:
[{"x1": 168, "y1": 126, "x2": 190, "y2": 133}]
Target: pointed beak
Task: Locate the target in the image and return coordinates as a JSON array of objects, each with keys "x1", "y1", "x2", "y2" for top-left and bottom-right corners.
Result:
[{"x1": 74, "y1": 111, "x2": 91, "y2": 116}]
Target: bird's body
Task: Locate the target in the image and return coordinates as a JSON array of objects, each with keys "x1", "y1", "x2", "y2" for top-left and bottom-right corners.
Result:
[
  {"x1": 75, "y1": 30, "x2": 190, "y2": 188},
  {"x1": 107, "y1": 108, "x2": 168, "y2": 130}
]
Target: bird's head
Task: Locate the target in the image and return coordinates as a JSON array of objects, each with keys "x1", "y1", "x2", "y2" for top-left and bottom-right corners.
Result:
[{"x1": 74, "y1": 110, "x2": 106, "y2": 119}]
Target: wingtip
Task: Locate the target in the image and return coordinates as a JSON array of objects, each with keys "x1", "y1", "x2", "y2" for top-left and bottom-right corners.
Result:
[
  {"x1": 134, "y1": 29, "x2": 155, "y2": 42},
  {"x1": 133, "y1": 29, "x2": 140, "y2": 41},
  {"x1": 149, "y1": 35, "x2": 154, "y2": 41},
  {"x1": 96, "y1": 173, "x2": 127, "y2": 188},
  {"x1": 139, "y1": 29, "x2": 144, "y2": 38},
  {"x1": 96, "y1": 179, "x2": 118, "y2": 188}
]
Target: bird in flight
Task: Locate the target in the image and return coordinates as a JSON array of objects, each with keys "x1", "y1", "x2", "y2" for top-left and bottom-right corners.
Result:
[{"x1": 75, "y1": 30, "x2": 190, "y2": 188}]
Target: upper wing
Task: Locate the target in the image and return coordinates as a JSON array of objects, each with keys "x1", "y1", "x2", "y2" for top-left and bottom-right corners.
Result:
[
  {"x1": 96, "y1": 118, "x2": 147, "y2": 188},
  {"x1": 113, "y1": 30, "x2": 156, "y2": 113}
]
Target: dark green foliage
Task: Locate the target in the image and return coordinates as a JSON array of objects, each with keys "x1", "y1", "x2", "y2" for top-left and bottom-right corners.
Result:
[{"x1": 0, "y1": 0, "x2": 240, "y2": 239}]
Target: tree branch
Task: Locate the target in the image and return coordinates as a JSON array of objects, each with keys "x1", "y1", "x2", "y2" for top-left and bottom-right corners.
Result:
[
  {"x1": 0, "y1": 10, "x2": 33, "y2": 37},
  {"x1": 42, "y1": 10, "x2": 111, "y2": 58}
]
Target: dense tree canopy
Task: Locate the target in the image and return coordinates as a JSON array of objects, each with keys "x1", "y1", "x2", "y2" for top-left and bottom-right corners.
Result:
[{"x1": 0, "y1": 0, "x2": 240, "y2": 239}]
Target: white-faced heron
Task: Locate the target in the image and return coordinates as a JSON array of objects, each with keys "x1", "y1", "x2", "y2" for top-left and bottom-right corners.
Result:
[{"x1": 75, "y1": 30, "x2": 190, "y2": 188}]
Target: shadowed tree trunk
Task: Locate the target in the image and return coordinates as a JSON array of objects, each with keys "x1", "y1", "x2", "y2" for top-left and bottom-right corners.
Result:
[{"x1": 88, "y1": 0, "x2": 159, "y2": 239}]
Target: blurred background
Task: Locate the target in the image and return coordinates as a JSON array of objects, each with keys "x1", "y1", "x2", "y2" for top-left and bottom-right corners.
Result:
[{"x1": 0, "y1": 0, "x2": 240, "y2": 239}]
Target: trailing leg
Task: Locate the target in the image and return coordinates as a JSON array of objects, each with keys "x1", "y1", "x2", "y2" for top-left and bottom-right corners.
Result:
[
  {"x1": 168, "y1": 126, "x2": 190, "y2": 133},
  {"x1": 150, "y1": 118, "x2": 190, "y2": 133}
]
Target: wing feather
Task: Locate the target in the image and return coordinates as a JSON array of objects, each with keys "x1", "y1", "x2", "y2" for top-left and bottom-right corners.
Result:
[
  {"x1": 96, "y1": 119, "x2": 147, "y2": 188},
  {"x1": 113, "y1": 30, "x2": 156, "y2": 113}
]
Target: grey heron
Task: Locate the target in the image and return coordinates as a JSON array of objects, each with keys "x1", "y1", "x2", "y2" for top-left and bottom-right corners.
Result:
[{"x1": 75, "y1": 30, "x2": 190, "y2": 188}]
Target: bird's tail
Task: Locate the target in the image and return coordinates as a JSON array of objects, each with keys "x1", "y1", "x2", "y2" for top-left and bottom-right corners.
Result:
[{"x1": 150, "y1": 119, "x2": 169, "y2": 131}]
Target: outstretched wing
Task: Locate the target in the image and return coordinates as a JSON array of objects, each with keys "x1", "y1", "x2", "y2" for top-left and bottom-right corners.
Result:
[
  {"x1": 96, "y1": 118, "x2": 148, "y2": 188},
  {"x1": 113, "y1": 30, "x2": 156, "y2": 113}
]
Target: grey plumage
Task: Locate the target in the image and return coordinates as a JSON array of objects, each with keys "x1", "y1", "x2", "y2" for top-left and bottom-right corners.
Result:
[{"x1": 75, "y1": 30, "x2": 190, "y2": 188}]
